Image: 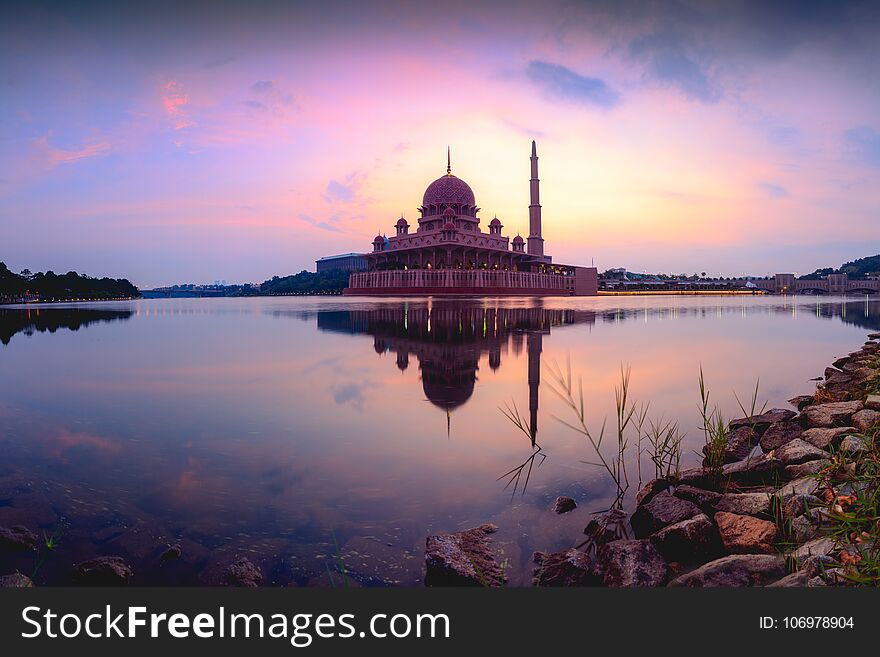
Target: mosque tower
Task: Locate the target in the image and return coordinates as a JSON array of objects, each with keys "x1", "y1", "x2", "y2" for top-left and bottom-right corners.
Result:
[{"x1": 527, "y1": 140, "x2": 544, "y2": 257}]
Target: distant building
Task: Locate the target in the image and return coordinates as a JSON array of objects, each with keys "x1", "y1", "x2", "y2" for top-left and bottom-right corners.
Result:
[
  {"x1": 315, "y1": 253, "x2": 368, "y2": 273},
  {"x1": 342, "y1": 142, "x2": 598, "y2": 296}
]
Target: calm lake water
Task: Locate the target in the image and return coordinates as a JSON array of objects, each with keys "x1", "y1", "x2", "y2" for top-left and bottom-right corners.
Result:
[{"x1": 1, "y1": 295, "x2": 879, "y2": 585}]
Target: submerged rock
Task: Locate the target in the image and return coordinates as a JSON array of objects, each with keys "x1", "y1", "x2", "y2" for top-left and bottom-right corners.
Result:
[
  {"x1": 0, "y1": 525, "x2": 37, "y2": 552},
  {"x1": 759, "y1": 421, "x2": 803, "y2": 452},
  {"x1": 801, "y1": 401, "x2": 863, "y2": 428},
  {"x1": 630, "y1": 493, "x2": 702, "y2": 538},
  {"x1": 715, "y1": 512, "x2": 778, "y2": 554},
  {"x1": 552, "y1": 496, "x2": 578, "y2": 515},
  {"x1": 425, "y1": 524, "x2": 505, "y2": 587},
  {"x1": 596, "y1": 539, "x2": 668, "y2": 587},
  {"x1": 532, "y1": 549, "x2": 599, "y2": 587},
  {"x1": 73, "y1": 556, "x2": 133, "y2": 586},
  {"x1": 668, "y1": 554, "x2": 786, "y2": 587},
  {"x1": 0, "y1": 573, "x2": 34, "y2": 588}
]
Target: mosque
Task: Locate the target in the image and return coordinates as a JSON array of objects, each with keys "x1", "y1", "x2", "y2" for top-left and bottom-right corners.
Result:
[{"x1": 341, "y1": 141, "x2": 598, "y2": 296}]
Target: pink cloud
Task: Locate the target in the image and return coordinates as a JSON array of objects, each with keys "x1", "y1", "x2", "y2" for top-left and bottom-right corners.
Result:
[{"x1": 161, "y1": 80, "x2": 194, "y2": 130}]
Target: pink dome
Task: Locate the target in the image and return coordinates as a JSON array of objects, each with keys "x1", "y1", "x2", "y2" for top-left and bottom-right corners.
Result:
[
  {"x1": 396, "y1": 217, "x2": 408, "y2": 226},
  {"x1": 373, "y1": 234, "x2": 384, "y2": 242},
  {"x1": 512, "y1": 235, "x2": 524, "y2": 243},
  {"x1": 489, "y1": 217, "x2": 501, "y2": 226},
  {"x1": 442, "y1": 206, "x2": 455, "y2": 216},
  {"x1": 422, "y1": 174, "x2": 475, "y2": 207}
]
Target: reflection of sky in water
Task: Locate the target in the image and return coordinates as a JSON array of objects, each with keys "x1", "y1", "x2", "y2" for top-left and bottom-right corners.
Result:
[{"x1": 0, "y1": 296, "x2": 878, "y2": 585}]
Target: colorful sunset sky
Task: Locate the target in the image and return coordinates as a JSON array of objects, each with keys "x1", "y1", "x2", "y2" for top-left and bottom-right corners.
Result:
[{"x1": 3, "y1": 1, "x2": 880, "y2": 286}]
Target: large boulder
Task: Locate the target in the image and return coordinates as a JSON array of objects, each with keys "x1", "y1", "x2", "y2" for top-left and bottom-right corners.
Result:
[
  {"x1": 714, "y1": 512, "x2": 778, "y2": 554},
  {"x1": 706, "y1": 426, "x2": 758, "y2": 463},
  {"x1": 635, "y1": 478, "x2": 671, "y2": 507},
  {"x1": 801, "y1": 401, "x2": 864, "y2": 428},
  {"x1": 596, "y1": 539, "x2": 668, "y2": 587},
  {"x1": 772, "y1": 438, "x2": 827, "y2": 466},
  {"x1": 839, "y1": 434, "x2": 872, "y2": 456},
  {"x1": 730, "y1": 409, "x2": 796, "y2": 433},
  {"x1": 649, "y1": 513, "x2": 719, "y2": 563},
  {"x1": 630, "y1": 493, "x2": 702, "y2": 538},
  {"x1": 668, "y1": 554, "x2": 786, "y2": 587},
  {"x1": 73, "y1": 556, "x2": 133, "y2": 586},
  {"x1": 0, "y1": 525, "x2": 37, "y2": 552},
  {"x1": 852, "y1": 409, "x2": 880, "y2": 432},
  {"x1": 759, "y1": 422, "x2": 803, "y2": 452},
  {"x1": 715, "y1": 492, "x2": 770, "y2": 517},
  {"x1": 425, "y1": 524, "x2": 505, "y2": 587},
  {"x1": 532, "y1": 549, "x2": 599, "y2": 586},
  {"x1": 801, "y1": 426, "x2": 855, "y2": 449},
  {"x1": 672, "y1": 484, "x2": 722, "y2": 513},
  {"x1": 721, "y1": 454, "x2": 782, "y2": 483}
]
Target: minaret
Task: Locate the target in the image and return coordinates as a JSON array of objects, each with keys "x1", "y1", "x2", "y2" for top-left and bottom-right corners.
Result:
[
  {"x1": 526, "y1": 331, "x2": 542, "y2": 443},
  {"x1": 527, "y1": 140, "x2": 544, "y2": 257}
]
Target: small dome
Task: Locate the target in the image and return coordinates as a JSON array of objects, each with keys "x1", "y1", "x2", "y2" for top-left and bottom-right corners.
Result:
[
  {"x1": 443, "y1": 206, "x2": 455, "y2": 217},
  {"x1": 373, "y1": 234, "x2": 384, "y2": 242},
  {"x1": 512, "y1": 235, "x2": 524, "y2": 243},
  {"x1": 442, "y1": 221, "x2": 457, "y2": 231},
  {"x1": 396, "y1": 217, "x2": 408, "y2": 226},
  {"x1": 489, "y1": 217, "x2": 501, "y2": 226}
]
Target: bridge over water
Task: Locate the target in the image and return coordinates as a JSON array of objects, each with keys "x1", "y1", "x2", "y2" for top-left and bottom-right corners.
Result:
[{"x1": 729, "y1": 273, "x2": 880, "y2": 295}]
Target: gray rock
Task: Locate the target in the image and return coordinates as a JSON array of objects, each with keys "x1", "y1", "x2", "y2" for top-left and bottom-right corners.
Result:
[
  {"x1": 635, "y1": 478, "x2": 671, "y2": 506},
  {"x1": 832, "y1": 356, "x2": 851, "y2": 370},
  {"x1": 0, "y1": 525, "x2": 37, "y2": 552},
  {"x1": 669, "y1": 554, "x2": 786, "y2": 587},
  {"x1": 780, "y1": 476, "x2": 818, "y2": 497},
  {"x1": 630, "y1": 493, "x2": 702, "y2": 538},
  {"x1": 782, "y1": 494, "x2": 823, "y2": 520},
  {"x1": 715, "y1": 492, "x2": 771, "y2": 517},
  {"x1": 721, "y1": 454, "x2": 782, "y2": 483},
  {"x1": 772, "y1": 438, "x2": 827, "y2": 466},
  {"x1": 649, "y1": 513, "x2": 719, "y2": 563},
  {"x1": 552, "y1": 496, "x2": 577, "y2": 514},
  {"x1": 707, "y1": 426, "x2": 758, "y2": 463},
  {"x1": 784, "y1": 459, "x2": 831, "y2": 479},
  {"x1": 852, "y1": 409, "x2": 880, "y2": 432},
  {"x1": 730, "y1": 408, "x2": 796, "y2": 434},
  {"x1": 801, "y1": 401, "x2": 864, "y2": 428},
  {"x1": 839, "y1": 434, "x2": 872, "y2": 455},
  {"x1": 597, "y1": 539, "x2": 668, "y2": 587},
  {"x1": 673, "y1": 484, "x2": 722, "y2": 513},
  {"x1": 532, "y1": 549, "x2": 599, "y2": 586},
  {"x1": 801, "y1": 426, "x2": 855, "y2": 449},
  {"x1": 73, "y1": 556, "x2": 133, "y2": 586},
  {"x1": 767, "y1": 571, "x2": 810, "y2": 587},
  {"x1": 788, "y1": 395, "x2": 814, "y2": 411},
  {"x1": 425, "y1": 524, "x2": 505, "y2": 587},
  {"x1": 793, "y1": 537, "x2": 837, "y2": 563},
  {"x1": 760, "y1": 421, "x2": 803, "y2": 452},
  {"x1": 0, "y1": 573, "x2": 34, "y2": 588},
  {"x1": 865, "y1": 394, "x2": 880, "y2": 411},
  {"x1": 789, "y1": 516, "x2": 819, "y2": 543}
]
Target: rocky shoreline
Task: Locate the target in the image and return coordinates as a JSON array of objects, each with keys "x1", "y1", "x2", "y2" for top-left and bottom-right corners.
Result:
[{"x1": 425, "y1": 332, "x2": 880, "y2": 587}]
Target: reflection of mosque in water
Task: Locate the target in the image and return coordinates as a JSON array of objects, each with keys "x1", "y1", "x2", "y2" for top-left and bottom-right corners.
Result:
[{"x1": 317, "y1": 304, "x2": 599, "y2": 437}]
